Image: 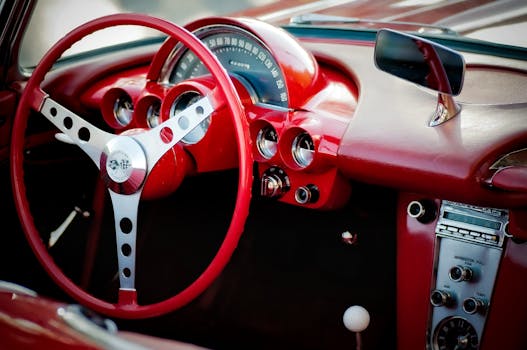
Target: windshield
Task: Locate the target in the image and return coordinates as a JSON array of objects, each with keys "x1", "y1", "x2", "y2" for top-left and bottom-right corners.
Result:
[
  {"x1": 20, "y1": 0, "x2": 527, "y2": 68},
  {"x1": 19, "y1": 0, "x2": 277, "y2": 68}
]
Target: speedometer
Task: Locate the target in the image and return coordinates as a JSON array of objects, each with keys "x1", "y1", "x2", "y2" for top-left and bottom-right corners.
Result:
[{"x1": 167, "y1": 26, "x2": 288, "y2": 108}]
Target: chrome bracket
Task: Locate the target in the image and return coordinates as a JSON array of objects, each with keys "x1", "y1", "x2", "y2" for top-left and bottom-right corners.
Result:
[{"x1": 429, "y1": 93, "x2": 461, "y2": 127}]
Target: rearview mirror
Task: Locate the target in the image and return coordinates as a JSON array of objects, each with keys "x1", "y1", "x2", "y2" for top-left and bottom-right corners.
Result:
[
  {"x1": 374, "y1": 29, "x2": 464, "y2": 96},
  {"x1": 374, "y1": 29, "x2": 465, "y2": 126}
]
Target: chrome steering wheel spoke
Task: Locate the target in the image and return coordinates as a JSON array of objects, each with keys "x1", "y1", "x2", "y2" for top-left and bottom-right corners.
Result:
[
  {"x1": 108, "y1": 190, "x2": 141, "y2": 299},
  {"x1": 132, "y1": 93, "x2": 215, "y2": 168},
  {"x1": 40, "y1": 97, "x2": 115, "y2": 168}
]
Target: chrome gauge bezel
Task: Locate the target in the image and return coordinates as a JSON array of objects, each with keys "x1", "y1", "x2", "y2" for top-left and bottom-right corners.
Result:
[
  {"x1": 291, "y1": 132, "x2": 315, "y2": 168},
  {"x1": 113, "y1": 95, "x2": 134, "y2": 127},
  {"x1": 146, "y1": 100, "x2": 162, "y2": 128},
  {"x1": 256, "y1": 125, "x2": 278, "y2": 160}
]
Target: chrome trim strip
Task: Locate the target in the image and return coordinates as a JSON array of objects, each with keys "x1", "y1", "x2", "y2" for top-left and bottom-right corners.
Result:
[{"x1": 58, "y1": 304, "x2": 148, "y2": 350}]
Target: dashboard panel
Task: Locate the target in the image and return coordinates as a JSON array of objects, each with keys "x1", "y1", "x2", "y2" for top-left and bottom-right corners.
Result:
[
  {"x1": 81, "y1": 17, "x2": 360, "y2": 209},
  {"x1": 81, "y1": 17, "x2": 527, "y2": 212}
]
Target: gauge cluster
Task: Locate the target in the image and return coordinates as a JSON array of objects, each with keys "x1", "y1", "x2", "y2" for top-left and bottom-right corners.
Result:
[
  {"x1": 82, "y1": 17, "x2": 359, "y2": 209},
  {"x1": 251, "y1": 114, "x2": 353, "y2": 210}
]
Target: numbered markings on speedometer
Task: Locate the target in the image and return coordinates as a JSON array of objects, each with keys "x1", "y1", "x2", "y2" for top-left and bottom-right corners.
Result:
[{"x1": 170, "y1": 29, "x2": 288, "y2": 108}]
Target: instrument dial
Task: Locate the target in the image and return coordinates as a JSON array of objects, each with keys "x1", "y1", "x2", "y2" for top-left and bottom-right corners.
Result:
[
  {"x1": 113, "y1": 95, "x2": 133, "y2": 126},
  {"x1": 291, "y1": 132, "x2": 315, "y2": 168},
  {"x1": 256, "y1": 125, "x2": 278, "y2": 159},
  {"x1": 433, "y1": 317, "x2": 478, "y2": 350},
  {"x1": 146, "y1": 100, "x2": 161, "y2": 128},
  {"x1": 168, "y1": 26, "x2": 288, "y2": 108}
]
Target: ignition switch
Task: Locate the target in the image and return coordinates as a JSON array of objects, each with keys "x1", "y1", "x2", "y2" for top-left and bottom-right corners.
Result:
[{"x1": 260, "y1": 167, "x2": 290, "y2": 198}]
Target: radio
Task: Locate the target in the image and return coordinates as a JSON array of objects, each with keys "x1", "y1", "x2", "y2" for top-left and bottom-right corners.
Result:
[
  {"x1": 426, "y1": 201, "x2": 509, "y2": 350},
  {"x1": 435, "y1": 200, "x2": 509, "y2": 247}
]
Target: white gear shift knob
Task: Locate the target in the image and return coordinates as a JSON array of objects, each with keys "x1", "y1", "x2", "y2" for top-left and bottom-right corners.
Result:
[{"x1": 343, "y1": 305, "x2": 370, "y2": 333}]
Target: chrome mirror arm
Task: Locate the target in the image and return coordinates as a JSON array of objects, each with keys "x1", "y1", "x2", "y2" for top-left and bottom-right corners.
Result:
[{"x1": 429, "y1": 93, "x2": 461, "y2": 127}]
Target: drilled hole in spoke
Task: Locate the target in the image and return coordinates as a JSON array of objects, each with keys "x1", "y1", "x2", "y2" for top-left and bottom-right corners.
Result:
[
  {"x1": 120, "y1": 218, "x2": 132, "y2": 234},
  {"x1": 160, "y1": 126, "x2": 173, "y2": 144},
  {"x1": 195, "y1": 106, "x2": 204, "y2": 115},
  {"x1": 78, "y1": 127, "x2": 90, "y2": 142},
  {"x1": 121, "y1": 244, "x2": 132, "y2": 257},
  {"x1": 123, "y1": 268, "x2": 131, "y2": 278},
  {"x1": 63, "y1": 116, "x2": 73, "y2": 129},
  {"x1": 50, "y1": 107, "x2": 57, "y2": 117},
  {"x1": 178, "y1": 116, "x2": 189, "y2": 130}
]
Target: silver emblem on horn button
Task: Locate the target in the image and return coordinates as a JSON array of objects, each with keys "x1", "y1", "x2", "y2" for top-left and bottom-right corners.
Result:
[{"x1": 106, "y1": 151, "x2": 133, "y2": 183}]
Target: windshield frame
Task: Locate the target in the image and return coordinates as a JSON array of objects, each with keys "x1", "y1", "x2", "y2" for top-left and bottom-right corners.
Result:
[{"x1": 283, "y1": 25, "x2": 527, "y2": 62}]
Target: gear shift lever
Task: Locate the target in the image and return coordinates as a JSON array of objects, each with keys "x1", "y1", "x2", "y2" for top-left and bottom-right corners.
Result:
[{"x1": 343, "y1": 305, "x2": 370, "y2": 350}]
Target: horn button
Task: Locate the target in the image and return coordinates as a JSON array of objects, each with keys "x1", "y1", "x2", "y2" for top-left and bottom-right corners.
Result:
[{"x1": 100, "y1": 136, "x2": 147, "y2": 195}]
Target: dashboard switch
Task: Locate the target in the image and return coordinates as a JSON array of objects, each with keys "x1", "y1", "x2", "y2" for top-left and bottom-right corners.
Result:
[{"x1": 430, "y1": 289, "x2": 453, "y2": 307}]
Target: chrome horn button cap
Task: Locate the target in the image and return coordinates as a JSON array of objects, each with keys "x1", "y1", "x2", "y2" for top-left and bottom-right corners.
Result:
[{"x1": 100, "y1": 136, "x2": 147, "y2": 195}]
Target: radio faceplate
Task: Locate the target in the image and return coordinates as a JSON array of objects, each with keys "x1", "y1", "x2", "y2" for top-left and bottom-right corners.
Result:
[
  {"x1": 427, "y1": 201, "x2": 509, "y2": 350},
  {"x1": 436, "y1": 201, "x2": 509, "y2": 247}
]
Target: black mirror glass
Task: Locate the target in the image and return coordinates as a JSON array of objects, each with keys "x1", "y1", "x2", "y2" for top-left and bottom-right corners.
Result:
[{"x1": 374, "y1": 29, "x2": 465, "y2": 96}]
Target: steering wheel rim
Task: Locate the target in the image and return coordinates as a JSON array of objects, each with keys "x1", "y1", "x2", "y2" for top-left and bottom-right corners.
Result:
[{"x1": 10, "y1": 13, "x2": 252, "y2": 319}]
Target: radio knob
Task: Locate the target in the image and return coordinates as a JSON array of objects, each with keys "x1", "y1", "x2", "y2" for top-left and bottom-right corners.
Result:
[
  {"x1": 407, "y1": 199, "x2": 437, "y2": 223},
  {"x1": 430, "y1": 289, "x2": 454, "y2": 307},
  {"x1": 463, "y1": 297, "x2": 486, "y2": 315},
  {"x1": 449, "y1": 265, "x2": 473, "y2": 282}
]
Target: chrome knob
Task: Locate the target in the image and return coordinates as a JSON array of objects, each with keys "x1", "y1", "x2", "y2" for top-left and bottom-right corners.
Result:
[
  {"x1": 430, "y1": 289, "x2": 454, "y2": 307},
  {"x1": 294, "y1": 184, "x2": 319, "y2": 204},
  {"x1": 449, "y1": 265, "x2": 473, "y2": 282},
  {"x1": 407, "y1": 199, "x2": 437, "y2": 223},
  {"x1": 463, "y1": 297, "x2": 486, "y2": 315}
]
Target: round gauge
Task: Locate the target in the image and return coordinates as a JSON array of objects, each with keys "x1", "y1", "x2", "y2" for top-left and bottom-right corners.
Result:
[
  {"x1": 433, "y1": 316, "x2": 478, "y2": 350},
  {"x1": 291, "y1": 132, "x2": 315, "y2": 168},
  {"x1": 146, "y1": 100, "x2": 161, "y2": 128},
  {"x1": 170, "y1": 91, "x2": 210, "y2": 144},
  {"x1": 113, "y1": 95, "x2": 133, "y2": 126},
  {"x1": 256, "y1": 125, "x2": 278, "y2": 159},
  {"x1": 168, "y1": 26, "x2": 288, "y2": 108}
]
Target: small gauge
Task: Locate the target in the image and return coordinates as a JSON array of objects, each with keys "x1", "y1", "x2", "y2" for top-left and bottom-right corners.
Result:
[
  {"x1": 113, "y1": 95, "x2": 134, "y2": 126},
  {"x1": 170, "y1": 91, "x2": 210, "y2": 144},
  {"x1": 291, "y1": 132, "x2": 315, "y2": 168},
  {"x1": 433, "y1": 316, "x2": 478, "y2": 350},
  {"x1": 256, "y1": 125, "x2": 278, "y2": 159},
  {"x1": 146, "y1": 101, "x2": 162, "y2": 128}
]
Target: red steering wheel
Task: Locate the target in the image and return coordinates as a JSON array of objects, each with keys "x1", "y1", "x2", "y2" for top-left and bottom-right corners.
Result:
[{"x1": 10, "y1": 14, "x2": 252, "y2": 319}]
